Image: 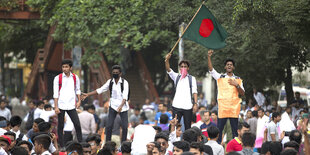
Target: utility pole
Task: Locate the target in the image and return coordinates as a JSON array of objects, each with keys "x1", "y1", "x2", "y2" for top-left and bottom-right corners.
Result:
[{"x1": 178, "y1": 22, "x2": 186, "y2": 63}]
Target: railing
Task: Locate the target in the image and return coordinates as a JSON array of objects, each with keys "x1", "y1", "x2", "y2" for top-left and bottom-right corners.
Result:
[
  {"x1": 136, "y1": 51, "x2": 159, "y2": 101},
  {"x1": 0, "y1": 0, "x2": 40, "y2": 20}
]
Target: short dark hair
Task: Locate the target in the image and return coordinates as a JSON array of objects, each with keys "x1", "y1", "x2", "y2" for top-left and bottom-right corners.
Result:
[
  {"x1": 224, "y1": 58, "x2": 235, "y2": 66},
  {"x1": 121, "y1": 141, "x2": 131, "y2": 153},
  {"x1": 284, "y1": 141, "x2": 299, "y2": 152},
  {"x1": 10, "y1": 116, "x2": 22, "y2": 127},
  {"x1": 295, "y1": 92, "x2": 300, "y2": 95},
  {"x1": 134, "y1": 107, "x2": 140, "y2": 111},
  {"x1": 11, "y1": 146, "x2": 28, "y2": 155},
  {"x1": 178, "y1": 60, "x2": 190, "y2": 67},
  {"x1": 200, "y1": 110, "x2": 210, "y2": 117},
  {"x1": 238, "y1": 122, "x2": 250, "y2": 130},
  {"x1": 211, "y1": 110, "x2": 218, "y2": 115},
  {"x1": 87, "y1": 104, "x2": 96, "y2": 111},
  {"x1": 17, "y1": 140, "x2": 33, "y2": 151},
  {"x1": 261, "y1": 141, "x2": 271, "y2": 154},
  {"x1": 258, "y1": 108, "x2": 264, "y2": 112},
  {"x1": 80, "y1": 142, "x2": 91, "y2": 148},
  {"x1": 207, "y1": 126, "x2": 219, "y2": 139},
  {"x1": 191, "y1": 126, "x2": 202, "y2": 137},
  {"x1": 153, "y1": 126, "x2": 162, "y2": 133},
  {"x1": 280, "y1": 149, "x2": 298, "y2": 155},
  {"x1": 183, "y1": 129, "x2": 197, "y2": 143},
  {"x1": 38, "y1": 122, "x2": 51, "y2": 132},
  {"x1": 289, "y1": 130, "x2": 302, "y2": 144},
  {"x1": 4, "y1": 131, "x2": 16, "y2": 140},
  {"x1": 86, "y1": 134, "x2": 101, "y2": 145},
  {"x1": 154, "y1": 132, "x2": 169, "y2": 142},
  {"x1": 173, "y1": 141, "x2": 190, "y2": 152},
  {"x1": 270, "y1": 141, "x2": 283, "y2": 155},
  {"x1": 34, "y1": 118, "x2": 45, "y2": 125},
  {"x1": 252, "y1": 110, "x2": 258, "y2": 117},
  {"x1": 153, "y1": 141, "x2": 161, "y2": 152},
  {"x1": 62, "y1": 59, "x2": 73, "y2": 67},
  {"x1": 36, "y1": 101, "x2": 44, "y2": 107},
  {"x1": 44, "y1": 104, "x2": 52, "y2": 110},
  {"x1": 103, "y1": 141, "x2": 117, "y2": 154},
  {"x1": 241, "y1": 132, "x2": 256, "y2": 147},
  {"x1": 272, "y1": 112, "x2": 281, "y2": 120},
  {"x1": 189, "y1": 142, "x2": 203, "y2": 153},
  {"x1": 34, "y1": 134, "x2": 51, "y2": 150},
  {"x1": 111, "y1": 65, "x2": 122, "y2": 73},
  {"x1": 159, "y1": 114, "x2": 169, "y2": 124},
  {"x1": 66, "y1": 141, "x2": 83, "y2": 155}
]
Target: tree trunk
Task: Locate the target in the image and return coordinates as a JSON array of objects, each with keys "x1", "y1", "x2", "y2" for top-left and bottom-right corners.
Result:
[{"x1": 284, "y1": 65, "x2": 294, "y2": 106}]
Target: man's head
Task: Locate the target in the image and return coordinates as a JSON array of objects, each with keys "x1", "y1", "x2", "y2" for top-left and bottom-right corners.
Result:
[
  {"x1": 224, "y1": 58, "x2": 235, "y2": 73},
  {"x1": 120, "y1": 141, "x2": 131, "y2": 155},
  {"x1": 86, "y1": 134, "x2": 101, "y2": 155},
  {"x1": 158, "y1": 103, "x2": 164, "y2": 112},
  {"x1": 272, "y1": 112, "x2": 281, "y2": 123},
  {"x1": 189, "y1": 142, "x2": 203, "y2": 155},
  {"x1": 176, "y1": 124, "x2": 182, "y2": 138},
  {"x1": 179, "y1": 60, "x2": 190, "y2": 71},
  {"x1": 4, "y1": 131, "x2": 16, "y2": 148},
  {"x1": 190, "y1": 126, "x2": 202, "y2": 142},
  {"x1": 154, "y1": 132, "x2": 169, "y2": 152},
  {"x1": 159, "y1": 114, "x2": 169, "y2": 124},
  {"x1": 66, "y1": 141, "x2": 83, "y2": 155},
  {"x1": 10, "y1": 116, "x2": 22, "y2": 130},
  {"x1": 151, "y1": 141, "x2": 162, "y2": 155},
  {"x1": 43, "y1": 104, "x2": 52, "y2": 111},
  {"x1": 0, "y1": 135, "x2": 11, "y2": 153},
  {"x1": 87, "y1": 104, "x2": 96, "y2": 114},
  {"x1": 261, "y1": 141, "x2": 283, "y2": 155},
  {"x1": 289, "y1": 130, "x2": 302, "y2": 144},
  {"x1": 285, "y1": 106, "x2": 292, "y2": 114},
  {"x1": 0, "y1": 100, "x2": 7, "y2": 109},
  {"x1": 10, "y1": 146, "x2": 28, "y2": 155},
  {"x1": 237, "y1": 122, "x2": 250, "y2": 138},
  {"x1": 246, "y1": 110, "x2": 252, "y2": 119},
  {"x1": 280, "y1": 149, "x2": 298, "y2": 155},
  {"x1": 32, "y1": 118, "x2": 44, "y2": 132},
  {"x1": 173, "y1": 141, "x2": 190, "y2": 155},
  {"x1": 295, "y1": 92, "x2": 300, "y2": 99},
  {"x1": 36, "y1": 101, "x2": 44, "y2": 110},
  {"x1": 200, "y1": 110, "x2": 211, "y2": 123},
  {"x1": 207, "y1": 126, "x2": 219, "y2": 140},
  {"x1": 211, "y1": 111, "x2": 217, "y2": 121},
  {"x1": 252, "y1": 110, "x2": 258, "y2": 118},
  {"x1": 34, "y1": 134, "x2": 51, "y2": 154},
  {"x1": 284, "y1": 141, "x2": 299, "y2": 152},
  {"x1": 183, "y1": 129, "x2": 198, "y2": 143},
  {"x1": 38, "y1": 122, "x2": 51, "y2": 133},
  {"x1": 111, "y1": 65, "x2": 122, "y2": 80},
  {"x1": 258, "y1": 108, "x2": 264, "y2": 118},
  {"x1": 17, "y1": 140, "x2": 33, "y2": 155},
  {"x1": 81, "y1": 142, "x2": 91, "y2": 155},
  {"x1": 134, "y1": 107, "x2": 140, "y2": 116},
  {"x1": 61, "y1": 59, "x2": 73, "y2": 74},
  {"x1": 103, "y1": 141, "x2": 117, "y2": 155},
  {"x1": 241, "y1": 132, "x2": 256, "y2": 148}
]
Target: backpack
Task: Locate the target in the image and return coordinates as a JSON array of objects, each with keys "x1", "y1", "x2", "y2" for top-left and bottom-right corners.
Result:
[
  {"x1": 58, "y1": 73, "x2": 76, "y2": 91},
  {"x1": 25, "y1": 110, "x2": 35, "y2": 130},
  {"x1": 109, "y1": 78, "x2": 130, "y2": 100},
  {"x1": 173, "y1": 74, "x2": 193, "y2": 103},
  {"x1": 16, "y1": 133, "x2": 24, "y2": 143}
]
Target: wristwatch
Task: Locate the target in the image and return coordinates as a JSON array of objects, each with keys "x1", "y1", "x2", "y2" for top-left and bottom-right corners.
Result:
[{"x1": 236, "y1": 85, "x2": 240, "y2": 89}]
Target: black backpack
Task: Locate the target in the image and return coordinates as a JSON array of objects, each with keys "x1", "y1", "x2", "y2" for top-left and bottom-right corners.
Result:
[
  {"x1": 109, "y1": 78, "x2": 130, "y2": 100},
  {"x1": 25, "y1": 110, "x2": 35, "y2": 130}
]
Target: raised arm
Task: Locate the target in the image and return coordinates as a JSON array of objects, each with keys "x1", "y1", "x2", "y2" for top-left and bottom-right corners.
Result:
[
  {"x1": 207, "y1": 49, "x2": 214, "y2": 71},
  {"x1": 165, "y1": 53, "x2": 172, "y2": 72}
]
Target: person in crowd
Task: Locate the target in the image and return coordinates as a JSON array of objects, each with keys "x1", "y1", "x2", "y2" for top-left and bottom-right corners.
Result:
[
  {"x1": 39, "y1": 104, "x2": 55, "y2": 122},
  {"x1": 54, "y1": 59, "x2": 83, "y2": 147},
  {"x1": 261, "y1": 141, "x2": 282, "y2": 155},
  {"x1": 237, "y1": 132, "x2": 259, "y2": 155},
  {"x1": 78, "y1": 104, "x2": 96, "y2": 141},
  {"x1": 143, "y1": 99, "x2": 155, "y2": 112},
  {"x1": 146, "y1": 141, "x2": 163, "y2": 155},
  {"x1": 208, "y1": 49, "x2": 245, "y2": 144},
  {"x1": 165, "y1": 53, "x2": 198, "y2": 130},
  {"x1": 86, "y1": 134, "x2": 101, "y2": 155},
  {"x1": 16, "y1": 140, "x2": 33, "y2": 155},
  {"x1": 11, "y1": 146, "x2": 28, "y2": 155},
  {"x1": 154, "y1": 132, "x2": 172, "y2": 155},
  {"x1": 211, "y1": 111, "x2": 218, "y2": 126},
  {"x1": 65, "y1": 141, "x2": 83, "y2": 155},
  {"x1": 283, "y1": 141, "x2": 299, "y2": 152},
  {"x1": 253, "y1": 88, "x2": 265, "y2": 107},
  {"x1": 266, "y1": 112, "x2": 283, "y2": 142},
  {"x1": 102, "y1": 141, "x2": 118, "y2": 155},
  {"x1": 192, "y1": 107, "x2": 207, "y2": 127},
  {"x1": 33, "y1": 134, "x2": 52, "y2": 155},
  {"x1": 226, "y1": 122, "x2": 250, "y2": 152},
  {"x1": 197, "y1": 94, "x2": 207, "y2": 107},
  {"x1": 100, "y1": 108, "x2": 122, "y2": 147},
  {"x1": 121, "y1": 141, "x2": 131, "y2": 155},
  {"x1": 26, "y1": 118, "x2": 44, "y2": 139},
  {"x1": 189, "y1": 142, "x2": 203, "y2": 155},
  {"x1": 159, "y1": 114, "x2": 169, "y2": 131},
  {"x1": 82, "y1": 65, "x2": 129, "y2": 143},
  {"x1": 86, "y1": 104, "x2": 100, "y2": 132},
  {"x1": 155, "y1": 103, "x2": 173, "y2": 126},
  {"x1": 245, "y1": 110, "x2": 252, "y2": 122},
  {"x1": 34, "y1": 101, "x2": 44, "y2": 120},
  {"x1": 294, "y1": 92, "x2": 305, "y2": 108},
  {"x1": 0, "y1": 135, "x2": 11, "y2": 154},
  {"x1": 205, "y1": 126, "x2": 224, "y2": 155},
  {"x1": 10, "y1": 116, "x2": 27, "y2": 142},
  {"x1": 0, "y1": 100, "x2": 11, "y2": 120},
  {"x1": 255, "y1": 108, "x2": 269, "y2": 150},
  {"x1": 80, "y1": 142, "x2": 91, "y2": 155},
  {"x1": 4, "y1": 131, "x2": 16, "y2": 150},
  {"x1": 0, "y1": 116, "x2": 8, "y2": 136},
  {"x1": 200, "y1": 111, "x2": 216, "y2": 138},
  {"x1": 280, "y1": 149, "x2": 298, "y2": 155},
  {"x1": 173, "y1": 141, "x2": 190, "y2": 155},
  {"x1": 129, "y1": 107, "x2": 141, "y2": 128},
  {"x1": 247, "y1": 110, "x2": 257, "y2": 135},
  {"x1": 24, "y1": 100, "x2": 36, "y2": 131}
]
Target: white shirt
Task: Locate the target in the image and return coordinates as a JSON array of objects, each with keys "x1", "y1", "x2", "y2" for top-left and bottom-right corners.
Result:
[
  {"x1": 209, "y1": 69, "x2": 244, "y2": 91},
  {"x1": 41, "y1": 150, "x2": 52, "y2": 155},
  {"x1": 40, "y1": 110, "x2": 56, "y2": 122},
  {"x1": 167, "y1": 69, "x2": 198, "y2": 110},
  {"x1": 256, "y1": 115, "x2": 269, "y2": 138},
  {"x1": 34, "y1": 108, "x2": 43, "y2": 119},
  {"x1": 254, "y1": 92, "x2": 266, "y2": 107},
  {"x1": 10, "y1": 129, "x2": 28, "y2": 141},
  {"x1": 0, "y1": 108, "x2": 11, "y2": 120},
  {"x1": 53, "y1": 73, "x2": 81, "y2": 110},
  {"x1": 96, "y1": 78, "x2": 129, "y2": 112},
  {"x1": 205, "y1": 140, "x2": 225, "y2": 155}
]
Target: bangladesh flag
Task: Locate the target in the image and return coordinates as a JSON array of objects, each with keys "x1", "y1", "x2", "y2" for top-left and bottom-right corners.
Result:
[{"x1": 183, "y1": 5, "x2": 228, "y2": 49}]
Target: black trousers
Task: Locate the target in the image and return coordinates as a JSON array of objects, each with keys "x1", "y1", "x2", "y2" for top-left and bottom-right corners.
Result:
[
  {"x1": 217, "y1": 117, "x2": 238, "y2": 144},
  {"x1": 172, "y1": 107, "x2": 193, "y2": 130},
  {"x1": 105, "y1": 108, "x2": 128, "y2": 142},
  {"x1": 57, "y1": 109, "x2": 82, "y2": 147},
  {"x1": 64, "y1": 131, "x2": 73, "y2": 146}
]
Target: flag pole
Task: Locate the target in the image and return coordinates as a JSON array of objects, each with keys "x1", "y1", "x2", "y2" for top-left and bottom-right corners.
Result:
[{"x1": 168, "y1": 1, "x2": 205, "y2": 55}]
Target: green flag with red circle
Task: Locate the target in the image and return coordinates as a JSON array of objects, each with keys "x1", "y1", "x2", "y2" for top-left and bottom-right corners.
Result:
[{"x1": 182, "y1": 5, "x2": 228, "y2": 49}]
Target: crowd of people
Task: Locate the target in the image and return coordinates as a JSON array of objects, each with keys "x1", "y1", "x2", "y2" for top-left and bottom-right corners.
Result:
[{"x1": 0, "y1": 53, "x2": 309, "y2": 155}]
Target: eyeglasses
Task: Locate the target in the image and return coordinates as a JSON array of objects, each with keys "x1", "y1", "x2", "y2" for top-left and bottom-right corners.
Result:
[{"x1": 89, "y1": 142, "x2": 96, "y2": 146}]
